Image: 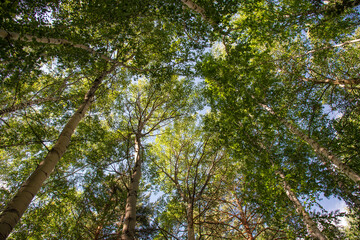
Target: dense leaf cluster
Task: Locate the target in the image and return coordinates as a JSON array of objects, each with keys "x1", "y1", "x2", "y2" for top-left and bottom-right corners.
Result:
[{"x1": 1, "y1": 0, "x2": 360, "y2": 239}]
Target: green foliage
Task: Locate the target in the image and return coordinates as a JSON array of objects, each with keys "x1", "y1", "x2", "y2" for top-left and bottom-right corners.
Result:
[{"x1": 1, "y1": 0, "x2": 360, "y2": 239}]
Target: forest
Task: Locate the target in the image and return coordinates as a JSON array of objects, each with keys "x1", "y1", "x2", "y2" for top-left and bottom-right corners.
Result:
[{"x1": 0, "y1": 0, "x2": 360, "y2": 239}]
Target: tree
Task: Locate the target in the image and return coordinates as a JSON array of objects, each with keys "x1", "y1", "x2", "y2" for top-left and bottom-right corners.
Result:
[
  {"x1": 198, "y1": 28, "x2": 359, "y2": 236},
  {"x1": 104, "y1": 76, "x2": 198, "y2": 239},
  {"x1": 1, "y1": 0, "x2": 201, "y2": 237},
  {"x1": 0, "y1": 64, "x2": 118, "y2": 239},
  {"x1": 1, "y1": 0, "x2": 360, "y2": 239},
  {"x1": 258, "y1": 102, "x2": 360, "y2": 185},
  {"x1": 150, "y1": 118, "x2": 228, "y2": 240}
]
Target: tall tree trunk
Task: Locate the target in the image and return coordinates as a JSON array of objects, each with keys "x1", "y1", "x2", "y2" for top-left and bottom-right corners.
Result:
[
  {"x1": 276, "y1": 170, "x2": 327, "y2": 240},
  {"x1": 317, "y1": 155, "x2": 360, "y2": 209},
  {"x1": 186, "y1": 202, "x2": 195, "y2": 240},
  {"x1": 251, "y1": 137, "x2": 326, "y2": 239},
  {"x1": 301, "y1": 77, "x2": 360, "y2": 87},
  {"x1": 259, "y1": 103, "x2": 360, "y2": 185},
  {"x1": 180, "y1": 0, "x2": 218, "y2": 27},
  {"x1": 0, "y1": 29, "x2": 149, "y2": 73},
  {"x1": 121, "y1": 134, "x2": 142, "y2": 240},
  {"x1": 0, "y1": 29, "x2": 115, "y2": 63},
  {"x1": 180, "y1": 0, "x2": 206, "y2": 19},
  {"x1": 0, "y1": 65, "x2": 117, "y2": 240}
]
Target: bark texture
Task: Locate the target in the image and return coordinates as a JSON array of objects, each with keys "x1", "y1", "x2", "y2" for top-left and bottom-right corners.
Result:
[
  {"x1": 180, "y1": 0, "x2": 206, "y2": 19},
  {"x1": 276, "y1": 171, "x2": 327, "y2": 240},
  {"x1": 0, "y1": 29, "x2": 150, "y2": 73},
  {"x1": 259, "y1": 103, "x2": 360, "y2": 185},
  {"x1": 302, "y1": 77, "x2": 360, "y2": 86},
  {"x1": 0, "y1": 65, "x2": 117, "y2": 240},
  {"x1": 186, "y1": 202, "x2": 195, "y2": 240},
  {"x1": 0, "y1": 29, "x2": 116, "y2": 63},
  {"x1": 121, "y1": 135, "x2": 142, "y2": 240},
  {"x1": 180, "y1": 0, "x2": 219, "y2": 28}
]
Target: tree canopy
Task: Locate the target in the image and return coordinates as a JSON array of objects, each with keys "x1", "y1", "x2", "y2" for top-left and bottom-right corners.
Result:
[{"x1": 1, "y1": 0, "x2": 360, "y2": 239}]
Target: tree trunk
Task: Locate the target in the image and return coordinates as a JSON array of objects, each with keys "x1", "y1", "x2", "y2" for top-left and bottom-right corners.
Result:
[
  {"x1": 251, "y1": 136, "x2": 326, "y2": 239},
  {"x1": 0, "y1": 29, "x2": 150, "y2": 73},
  {"x1": 121, "y1": 134, "x2": 142, "y2": 240},
  {"x1": 302, "y1": 77, "x2": 360, "y2": 87},
  {"x1": 0, "y1": 29, "x2": 115, "y2": 63},
  {"x1": 276, "y1": 170, "x2": 327, "y2": 240},
  {"x1": 186, "y1": 202, "x2": 195, "y2": 240},
  {"x1": 180, "y1": 0, "x2": 206, "y2": 19},
  {"x1": 323, "y1": 0, "x2": 360, "y2": 16},
  {"x1": 0, "y1": 65, "x2": 117, "y2": 240},
  {"x1": 259, "y1": 103, "x2": 360, "y2": 185},
  {"x1": 180, "y1": 0, "x2": 218, "y2": 28},
  {"x1": 235, "y1": 198, "x2": 254, "y2": 240},
  {"x1": 317, "y1": 155, "x2": 360, "y2": 209}
]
